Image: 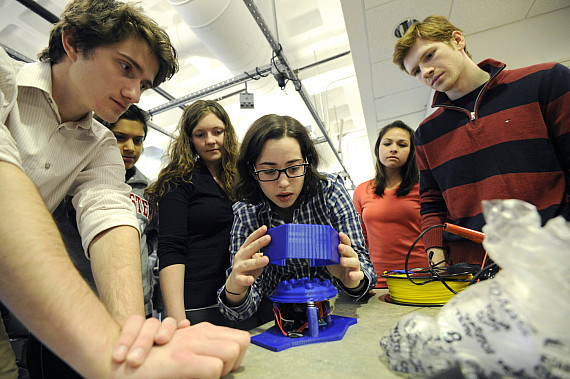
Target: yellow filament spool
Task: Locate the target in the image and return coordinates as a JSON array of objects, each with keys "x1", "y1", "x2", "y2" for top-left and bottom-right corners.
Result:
[{"x1": 383, "y1": 271, "x2": 472, "y2": 306}]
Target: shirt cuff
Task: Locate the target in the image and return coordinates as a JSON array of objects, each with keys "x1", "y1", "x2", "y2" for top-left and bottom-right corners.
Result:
[{"x1": 218, "y1": 285, "x2": 256, "y2": 321}]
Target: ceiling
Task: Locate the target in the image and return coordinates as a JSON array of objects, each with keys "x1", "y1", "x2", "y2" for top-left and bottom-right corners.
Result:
[{"x1": 1, "y1": 0, "x2": 569, "y2": 188}]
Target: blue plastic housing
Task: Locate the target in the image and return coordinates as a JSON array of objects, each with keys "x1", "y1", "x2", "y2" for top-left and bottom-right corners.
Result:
[
  {"x1": 269, "y1": 277, "x2": 339, "y2": 339},
  {"x1": 252, "y1": 278, "x2": 355, "y2": 351},
  {"x1": 264, "y1": 224, "x2": 339, "y2": 266},
  {"x1": 251, "y1": 315, "x2": 357, "y2": 352},
  {"x1": 270, "y1": 277, "x2": 338, "y2": 304}
]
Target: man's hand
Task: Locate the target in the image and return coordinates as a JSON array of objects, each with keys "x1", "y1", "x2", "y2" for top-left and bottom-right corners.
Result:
[
  {"x1": 111, "y1": 322, "x2": 250, "y2": 378},
  {"x1": 326, "y1": 232, "x2": 364, "y2": 289},
  {"x1": 112, "y1": 315, "x2": 191, "y2": 366}
]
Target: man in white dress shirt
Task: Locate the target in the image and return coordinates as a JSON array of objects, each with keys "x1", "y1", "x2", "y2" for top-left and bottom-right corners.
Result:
[{"x1": 0, "y1": 0, "x2": 250, "y2": 377}]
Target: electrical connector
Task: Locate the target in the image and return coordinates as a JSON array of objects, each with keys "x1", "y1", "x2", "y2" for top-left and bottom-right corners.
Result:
[
  {"x1": 271, "y1": 57, "x2": 288, "y2": 89},
  {"x1": 239, "y1": 92, "x2": 254, "y2": 109}
]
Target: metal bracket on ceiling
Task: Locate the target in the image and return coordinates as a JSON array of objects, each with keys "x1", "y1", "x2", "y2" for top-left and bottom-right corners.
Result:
[{"x1": 148, "y1": 63, "x2": 273, "y2": 116}]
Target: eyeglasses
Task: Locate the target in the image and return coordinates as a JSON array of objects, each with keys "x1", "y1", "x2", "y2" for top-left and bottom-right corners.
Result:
[{"x1": 253, "y1": 161, "x2": 309, "y2": 182}]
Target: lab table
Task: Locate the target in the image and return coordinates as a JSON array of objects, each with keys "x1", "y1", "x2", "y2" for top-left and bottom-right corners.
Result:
[{"x1": 229, "y1": 289, "x2": 440, "y2": 378}]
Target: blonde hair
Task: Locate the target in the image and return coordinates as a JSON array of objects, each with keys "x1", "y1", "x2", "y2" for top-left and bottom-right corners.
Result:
[{"x1": 393, "y1": 15, "x2": 472, "y2": 73}]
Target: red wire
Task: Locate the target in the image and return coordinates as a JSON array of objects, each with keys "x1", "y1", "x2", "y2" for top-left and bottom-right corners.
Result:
[
  {"x1": 478, "y1": 250, "x2": 488, "y2": 284},
  {"x1": 272, "y1": 300, "x2": 332, "y2": 336},
  {"x1": 272, "y1": 306, "x2": 288, "y2": 336}
]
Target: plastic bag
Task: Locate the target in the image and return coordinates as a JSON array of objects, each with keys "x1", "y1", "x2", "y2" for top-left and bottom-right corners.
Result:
[{"x1": 380, "y1": 199, "x2": 570, "y2": 378}]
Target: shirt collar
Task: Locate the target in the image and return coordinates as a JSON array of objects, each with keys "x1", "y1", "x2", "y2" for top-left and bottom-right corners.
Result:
[
  {"x1": 73, "y1": 112, "x2": 93, "y2": 130},
  {"x1": 432, "y1": 58, "x2": 506, "y2": 108},
  {"x1": 59, "y1": 112, "x2": 92, "y2": 131},
  {"x1": 17, "y1": 60, "x2": 92, "y2": 130},
  {"x1": 17, "y1": 60, "x2": 52, "y2": 96},
  {"x1": 258, "y1": 198, "x2": 272, "y2": 215}
]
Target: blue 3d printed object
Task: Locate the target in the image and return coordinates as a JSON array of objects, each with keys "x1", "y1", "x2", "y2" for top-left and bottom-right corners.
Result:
[
  {"x1": 264, "y1": 224, "x2": 339, "y2": 266},
  {"x1": 251, "y1": 278, "x2": 357, "y2": 352}
]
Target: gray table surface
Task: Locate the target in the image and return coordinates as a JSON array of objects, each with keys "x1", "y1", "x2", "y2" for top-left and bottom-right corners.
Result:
[{"x1": 226, "y1": 289, "x2": 441, "y2": 378}]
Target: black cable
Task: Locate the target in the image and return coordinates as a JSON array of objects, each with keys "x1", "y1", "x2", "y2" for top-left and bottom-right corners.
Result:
[
  {"x1": 271, "y1": 44, "x2": 284, "y2": 75},
  {"x1": 271, "y1": 47, "x2": 288, "y2": 90},
  {"x1": 244, "y1": 69, "x2": 264, "y2": 81},
  {"x1": 469, "y1": 263, "x2": 498, "y2": 285},
  {"x1": 404, "y1": 224, "x2": 469, "y2": 295},
  {"x1": 429, "y1": 262, "x2": 459, "y2": 295},
  {"x1": 271, "y1": 43, "x2": 301, "y2": 91},
  {"x1": 404, "y1": 224, "x2": 446, "y2": 285},
  {"x1": 243, "y1": 71, "x2": 257, "y2": 80},
  {"x1": 256, "y1": 67, "x2": 269, "y2": 78}
]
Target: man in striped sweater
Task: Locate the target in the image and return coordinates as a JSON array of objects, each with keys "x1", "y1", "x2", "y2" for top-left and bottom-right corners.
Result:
[{"x1": 392, "y1": 15, "x2": 569, "y2": 266}]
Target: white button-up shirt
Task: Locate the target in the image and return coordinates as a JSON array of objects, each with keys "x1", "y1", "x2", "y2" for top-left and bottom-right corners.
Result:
[{"x1": 0, "y1": 47, "x2": 138, "y2": 253}]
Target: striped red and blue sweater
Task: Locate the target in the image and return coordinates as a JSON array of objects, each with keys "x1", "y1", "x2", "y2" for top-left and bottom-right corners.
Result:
[{"x1": 415, "y1": 59, "x2": 570, "y2": 259}]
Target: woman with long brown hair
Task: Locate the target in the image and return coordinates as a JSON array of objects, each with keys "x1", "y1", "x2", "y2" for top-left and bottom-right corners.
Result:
[
  {"x1": 353, "y1": 120, "x2": 428, "y2": 288},
  {"x1": 146, "y1": 100, "x2": 242, "y2": 326}
]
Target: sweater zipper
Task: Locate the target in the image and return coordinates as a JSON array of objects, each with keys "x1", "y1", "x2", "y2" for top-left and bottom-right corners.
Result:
[
  {"x1": 437, "y1": 104, "x2": 473, "y2": 121},
  {"x1": 468, "y1": 64, "x2": 505, "y2": 123},
  {"x1": 433, "y1": 63, "x2": 506, "y2": 125}
]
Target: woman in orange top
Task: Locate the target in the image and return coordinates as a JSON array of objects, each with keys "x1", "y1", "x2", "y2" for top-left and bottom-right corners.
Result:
[{"x1": 353, "y1": 121, "x2": 428, "y2": 288}]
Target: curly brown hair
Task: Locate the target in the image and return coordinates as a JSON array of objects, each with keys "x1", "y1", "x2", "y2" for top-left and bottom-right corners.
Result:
[
  {"x1": 39, "y1": 0, "x2": 177, "y2": 87},
  {"x1": 146, "y1": 100, "x2": 239, "y2": 209}
]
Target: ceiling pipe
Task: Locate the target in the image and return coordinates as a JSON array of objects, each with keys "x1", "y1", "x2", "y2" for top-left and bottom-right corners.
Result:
[
  {"x1": 152, "y1": 87, "x2": 185, "y2": 112},
  {"x1": 148, "y1": 120, "x2": 172, "y2": 138},
  {"x1": 163, "y1": 0, "x2": 351, "y2": 181},
  {"x1": 168, "y1": 0, "x2": 272, "y2": 76},
  {"x1": 298, "y1": 51, "x2": 351, "y2": 72},
  {"x1": 148, "y1": 50, "x2": 351, "y2": 116},
  {"x1": 166, "y1": 22, "x2": 213, "y2": 60},
  {"x1": 0, "y1": 42, "x2": 33, "y2": 63}
]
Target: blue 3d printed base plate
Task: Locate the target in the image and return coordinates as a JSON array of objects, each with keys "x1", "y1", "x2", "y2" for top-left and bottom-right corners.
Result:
[{"x1": 250, "y1": 315, "x2": 357, "y2": 352}]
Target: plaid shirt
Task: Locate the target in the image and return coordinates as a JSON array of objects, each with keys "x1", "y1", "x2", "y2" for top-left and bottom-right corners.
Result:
[{"x1": 218, "y1": 173, "x2": 377, "y2": 321}]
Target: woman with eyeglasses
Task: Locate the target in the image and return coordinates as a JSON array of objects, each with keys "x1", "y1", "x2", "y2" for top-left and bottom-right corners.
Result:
[
  {"x1": 146, "y1": 100, "x2": 272, "y2": 328},
  {"x1": 217, "y1": 114, "x2": 377, "y2": 321}
]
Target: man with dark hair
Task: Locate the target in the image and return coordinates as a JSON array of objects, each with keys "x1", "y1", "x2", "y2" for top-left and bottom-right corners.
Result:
[
  {"x1": 0, "y1": 0, "x2": 249, "y2": 377},
  {"x1": 393, "y1": 15, "x2": 570, "y2": 266}
]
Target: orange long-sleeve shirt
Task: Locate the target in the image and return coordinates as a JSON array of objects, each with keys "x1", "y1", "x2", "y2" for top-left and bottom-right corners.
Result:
[{"x1": 353, "y1": 181, "x2": 428, "y2": 288}]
